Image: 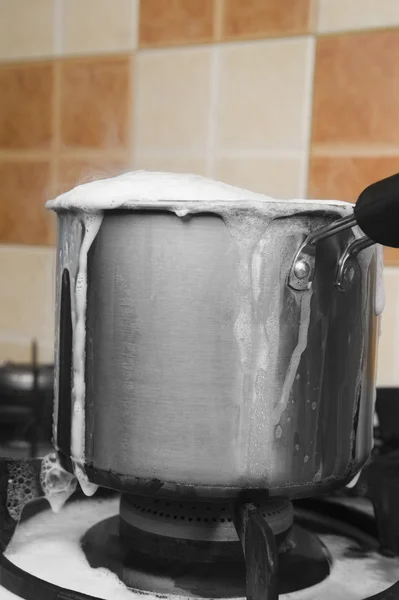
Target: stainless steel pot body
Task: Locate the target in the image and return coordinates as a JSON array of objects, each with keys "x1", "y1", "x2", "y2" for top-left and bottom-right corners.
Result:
[{"x1": 53, "y1": 206, "x2": 378, "y2": 499}]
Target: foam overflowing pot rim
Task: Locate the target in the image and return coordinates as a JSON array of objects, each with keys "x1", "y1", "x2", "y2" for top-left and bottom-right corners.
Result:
[{"x1": 45, "y1": 170, "x2": 354, "y2": 214}]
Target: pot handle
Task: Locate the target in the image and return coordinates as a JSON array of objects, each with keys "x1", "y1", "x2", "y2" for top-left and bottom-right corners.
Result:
[
  {"x1": 289, "y1": 172, "x2": 399, "y2": 291},
  {"x1": 355, "y1": 171, "x2": 399, "y2": 248}
]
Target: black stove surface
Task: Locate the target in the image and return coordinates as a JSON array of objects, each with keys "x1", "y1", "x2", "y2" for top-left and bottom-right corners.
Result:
[{"x1": 0, "y1": 487, "x2": 399, "y2": 600}]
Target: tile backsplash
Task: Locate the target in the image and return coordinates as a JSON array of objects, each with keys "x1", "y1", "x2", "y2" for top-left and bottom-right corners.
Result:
[
  {"x1": 221, "y1": 0, "x2": 314, "y2": 40},
  {"x1": 0, "y1": 0, "x2": 398, "y2": 386}
]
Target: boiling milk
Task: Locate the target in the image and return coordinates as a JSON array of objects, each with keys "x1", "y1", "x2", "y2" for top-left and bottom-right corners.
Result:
[{"x1": 46, "y1": 171, "x2": 382, "y2": 490}]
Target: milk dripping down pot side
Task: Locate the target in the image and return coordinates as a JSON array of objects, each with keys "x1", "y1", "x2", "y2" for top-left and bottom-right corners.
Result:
[{"x1": 48, "y1": 171, "x2": 399, "y2": 500}]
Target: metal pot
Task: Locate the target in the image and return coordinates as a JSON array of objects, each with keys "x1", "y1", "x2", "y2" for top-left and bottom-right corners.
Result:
[{"x1": 48, "y1": 172, "x2": 399, "y2": 500}]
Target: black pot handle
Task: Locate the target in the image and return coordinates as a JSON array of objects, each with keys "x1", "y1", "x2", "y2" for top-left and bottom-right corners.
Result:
[{"x1": 355, "y1": 172, "x2": 399, "y2": 248}]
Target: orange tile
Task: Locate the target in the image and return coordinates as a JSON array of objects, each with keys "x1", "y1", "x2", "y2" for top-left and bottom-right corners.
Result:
[
  {"x1": 139, "y1": 0, "x2": 214, "y2": 47},
  {"x1": 221, "y1": 0, "x2": 313, "y2": 40},
  {"x1": 308, "y1": 155, "x2": 399, "y2": 265},
  {"x1": 313, "y1": 31, "x2": 399, "y2": 145},
  {"x1": 0, "y1": 62, "x2": 54, "y2": 150},
  {"x1": 60, "y1": 56, "x2": 131, "y2": 150},
  {"x1": 385, "y1": 247, "x2": 399, "y2": 266},
  {"x1": 308, "y1": 155, "x2": 399, "y2": 202},
  {"x1": 55, "y1": 159, "x2": 130, "y2": 195},
  {"x1": 0, "y1": 161, "x2": 54, "y2": 245}
]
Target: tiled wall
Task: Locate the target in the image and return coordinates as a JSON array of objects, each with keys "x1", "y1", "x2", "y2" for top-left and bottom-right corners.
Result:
[{"x1": 0, "y1": 0, "x2": 398, "y2": 384}]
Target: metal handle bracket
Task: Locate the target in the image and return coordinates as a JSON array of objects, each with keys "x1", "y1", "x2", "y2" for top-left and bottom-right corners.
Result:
[
  {"x1": 288, "y1": 214, "x2": 358, "y2": 291},
  {"x1": 336, "y1": 236, "x2": 375, "y2": 292}
]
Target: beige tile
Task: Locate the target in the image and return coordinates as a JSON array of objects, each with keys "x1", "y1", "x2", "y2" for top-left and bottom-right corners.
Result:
[
  {"x1": 377, "y1": 268, "x2": 399, "y2": 387},
  {"x1": 214, "y1": 156, "x2": 303, "y2": 198},
  {"x1": 0, "y1": 338, "x2": 54, "y2": 364},
  {"x1": 134, "y1": 155, "x2": 207, "y2": 175},
  {"x1": 317, "y1": 0, "x2": 399, "y2": 34},
  {"x1": 62, "y1": 0, "x2": 138, "y2": 55},
  {"x1": 217, "y1": 38, "x2": 314, "y2": 151},
  {"x1": 135, "y1": 47, "x2": 212, "y2": 152},
  {"x1": 0, "y1": 246, "x2": 55, "y2": 343},
  {"x1": 0, "y1": 0, "x2": 54, "y2": 60}
]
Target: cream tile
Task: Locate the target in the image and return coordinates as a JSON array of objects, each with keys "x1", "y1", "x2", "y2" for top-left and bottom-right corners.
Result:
[
  {"x1": 0, "y1": 0, "x2": 54, "y2": 60},
  {"x1": 0, "y1": 246, "x2": 56, "y2": 343},
  {"x1": 377, "y1": 267, "x2": 399, "y2": 387},
  {"x1": 317, "y1": 0, "x2": 399, "y2": 34},
  {"x1": 0, "y1": 338, "x2": 54, "y2": 365},
  {"x1": 134, "y1": 155, "x2": 207, "y2": 175},
  {"x1": 214, "y1": 156, "x2": 303, "y2": 197},
  {"x1": 135, "y1": 47, "x2": 213, "y2": 153},
  {"x1": 216, "y1": 37, "x2": 314, "y2": 151},
  {"x1": 61, "y1": 0, "x2": 138, "y2": 55}
]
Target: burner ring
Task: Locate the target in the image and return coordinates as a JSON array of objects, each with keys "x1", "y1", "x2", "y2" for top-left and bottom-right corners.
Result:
[{"x1": 120, "y1": 494, "x2": 293, "y2": 542}]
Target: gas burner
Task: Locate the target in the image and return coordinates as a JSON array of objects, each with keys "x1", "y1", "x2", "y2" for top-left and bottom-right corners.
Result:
[
  {"x1": 81, "y1": 495, "x2": 330, "y2": 596},
  {"x1": 2, "y1": 493, "x2": 399, "y2": 600},
  {"x1": 118, "y1": 494, "x2": 294, "y2": 561}
]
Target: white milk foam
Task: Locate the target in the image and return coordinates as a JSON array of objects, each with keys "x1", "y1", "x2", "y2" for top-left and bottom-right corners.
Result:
[
  {"x1": 70, "y1": 214, "x2": 102, "y2": 495},
  {"x1": 47, "y1": 170, "x2": 382, "y2": 485},
  {"x1": 47, "y1": 170, "x2": 352, "y2": 211},
  {"x1": 40, "y1": 453, "x2": 77, "y2": 513},
  {"x1": 4, "y1": 497, "x2": 399, "y2": 600}
]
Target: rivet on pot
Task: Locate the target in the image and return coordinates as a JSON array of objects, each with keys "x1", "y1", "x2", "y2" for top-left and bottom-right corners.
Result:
[{"x1": 293, "y1": 260, "x2": 310, "y2": 280}]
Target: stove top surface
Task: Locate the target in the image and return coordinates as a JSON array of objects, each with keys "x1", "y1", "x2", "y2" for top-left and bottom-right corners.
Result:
[{"x1": 2, "y1": 494, "x2": 399, "y2": 600}]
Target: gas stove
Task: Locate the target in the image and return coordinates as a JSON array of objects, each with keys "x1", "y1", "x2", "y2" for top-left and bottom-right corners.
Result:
[
  {"x1": 15, "y1": 170, "x2": 397, "y2": 600},
  {"x1": 0, "y1": 434, "x2": 399, "y2": 600}
]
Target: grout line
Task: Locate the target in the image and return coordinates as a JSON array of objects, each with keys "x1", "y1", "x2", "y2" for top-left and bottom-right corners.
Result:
[
  {"x1": 308, "y1": 0, "x2": 320, "y2": 35},
  {"x1": 205, "y1": 45, "x2": 221, "y2": 178},
  {"x1": 317, "y1": 24, "x2": 399, "y2": 38},
  {"x1": 134, "y1": 149, "x2": 305, "y2": 159},
  {"x1": 57, "y1": 149, "x2": 130, "y2": 160},
  {"x1": 132, "y1": 0, "x2": 140, "y2": 50},
  {"x1": 298, "y1": 35, "x2": 316, "y2": 198},
  {"x1": 136, "y1": 33, "x2": 314, "y2": 55},
  {"x1": 0, "y1": 243, "x2": 56, "y2": 255},
  {"x1": 53, "y1": 0, "x2": 63, "y2": 56},
  {"x1": 133, "y1": 27, "x2": 399, "y2": 57},
  {"x1": 0, "y1": 150, "x2": 53, "y2": 161},
  {"x1": 312, "y1": 144, "x2": 399, "y2": 157}
]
